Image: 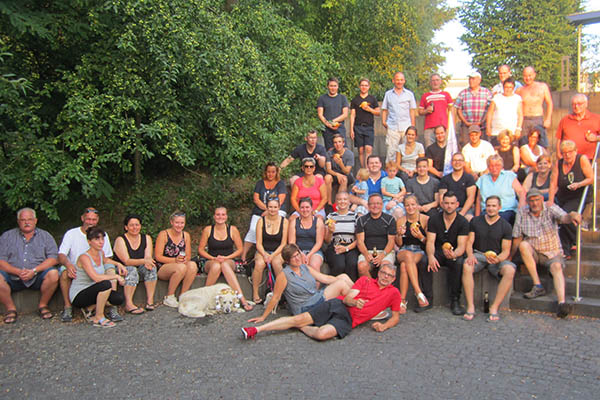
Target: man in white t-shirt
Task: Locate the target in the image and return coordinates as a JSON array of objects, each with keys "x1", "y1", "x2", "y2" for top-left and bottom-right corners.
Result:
[
  {"x1": 462, "y1": 125, "x2": 495, "y2": 179},
  {"x1": 58, "y1": 207, "x2": 124, "y2": 322},
  {"x1": 486, "y1": 77, "x2": 523, "y2": 146}
]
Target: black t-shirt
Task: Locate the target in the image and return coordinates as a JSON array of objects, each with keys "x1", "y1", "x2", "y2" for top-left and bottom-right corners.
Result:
[
  {"x1": 252, "y1": 180, "x2": 287, "y2": 215},
  {"x1": 425, "y1": 142, "x2": 446, "y2": 173},
  {"x1": 356, "y1": 213, "x2": 397, "y2": 250},
  {"x1": 439, "y1": 172, "x2": 476, "y2": 208},
  {"x1": 427, "y1": 211, "x2": 469, "y2": 249},
  {"x1": 350, "y1": 94, "x2": 378, "y2": 126},
  {"x1": 469, "y1": 215, "x2": 512, "y2": 254},
  {"x1": 291, "y1": 143, "x2": 327, "y2": 176}
]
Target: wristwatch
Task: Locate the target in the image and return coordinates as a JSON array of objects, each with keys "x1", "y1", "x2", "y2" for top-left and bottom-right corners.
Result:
[{"x1": 33, "y1": 268, "x2": 38, "y2": 275}]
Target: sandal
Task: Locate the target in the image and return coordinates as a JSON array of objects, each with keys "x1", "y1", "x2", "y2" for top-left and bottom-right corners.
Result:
[
  {"x1": 242, "y1": 302, "x2": 254, "y2": 312},
  {"x1": 487, "y1": 313, "x2": 500, "y2": 322},
  {"x1": 38, "y1": 306, "x2": 54, "y2": 320},
  {"x1": 399, "y1": 300, "x2": 407, "y2": 315},
  {"x1": 463, "y1": 311, "x2": 476, "y2": 321},
  {"x1": 3, "y1": 310, "x2": 17, "y2": 324},
  {"x1": 93, "y1": 317, "x2": 116, "y2": 328},
  {"x1": 144, "y1": 303, "x2": 158, "y2": 311},
  {"x1": 126, "y1": 307, "x2": 145, "y2": 315},
  {"x1": 253, "y1": 298, "x2": 264, "y2": 305},
  {"x1": 416, "y1": 292, "x2": 429, "y2": 308}
]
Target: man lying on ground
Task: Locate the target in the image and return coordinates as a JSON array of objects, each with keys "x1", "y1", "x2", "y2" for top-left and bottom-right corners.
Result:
[{"x1": 241, "y1": 261, "x2": 401, "y2": 341}]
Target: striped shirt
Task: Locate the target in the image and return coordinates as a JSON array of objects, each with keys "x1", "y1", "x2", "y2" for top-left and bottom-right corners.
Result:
[
  {"x1": 326, "y1": 211, "x2": 357, "y2": 246},
  {"x1": 512, "y1": 204, "x2": 566, "y2": 258}
]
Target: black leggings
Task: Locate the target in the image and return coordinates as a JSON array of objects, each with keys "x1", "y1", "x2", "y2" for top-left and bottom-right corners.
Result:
[
  {"x1": 324, "y1": 245, "x2": 358, "y2": 281},
  {"x1": 72, "y1": 280, "x2": 124, "y2": 308}
]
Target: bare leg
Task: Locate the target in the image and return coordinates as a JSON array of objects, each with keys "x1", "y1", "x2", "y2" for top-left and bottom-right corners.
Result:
[
  {"x1": 357, "y1": 261, "x2": 370, "y2": 277},
  {"x1": 550, "y1": 262, "x2": 566, "y2": 303},
  {"x1": 358, "y1": 147, "x2": 365, "y2": 168},
  {"x1": 399, "y1": 262, "x2": 409, "y2": 300},
  {"x1": 123, "y1": 285, "x2": 137, "y2": 310},
  {"x1": 241, "y1": 241, "x2": 253, "y2": 263},
  {"x1": 323, "y1": 275, "x2": 352, "y2": 299},
  {"x1": 324, "y1": 174, "x2": 333, "y2": 205},
  {"x1": 462, "y1": 262, "x2": 475, "y2": 314},
  {"x1": 308, "y1": 254, "x2": 323, "y2": 273},
  {"x1": 144, "y1": 280, "x2": 157, "y2": 305},
  {"x1": 256, "y1": 312, "x2": 314, "y2": 334},
  {"x1": 157, "y1": 263, "x2": 186, "y2": 296},
  {"x1": 489, "y1": 265, "x2": 515, "y2": 314},
  {"x1": 92, "y1": 288, "x2": 112, "y2": 324},
  {"x1": 180, "y1": 261, "x2": 197, "y2": 294},
  {"x1": 299, "y1": 324, "x2": 338, "y2": 341},
  {"x1": 204, "y1": 261, "x2": 222, "y2": 286},
  {"x1": 519, "y1": 241, "x2": 541, "y2": 285},
  {"x1": 252, "y1": 255, "x2": 266, "y2": 302},
  {"x1": 220, "y1": 260, "x2": 250, "y2": 306},
  {"x1": 0, "y1": 277, "x2": 16, "y2": 311},
  {"x1": 38, "y1": 269, "x2": 59, "y2": 308},
  {"x1": 59, "y1": 270, "x2": 72, "y2": 307}
]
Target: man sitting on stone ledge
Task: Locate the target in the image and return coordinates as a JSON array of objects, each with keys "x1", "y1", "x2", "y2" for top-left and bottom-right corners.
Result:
[
  {"x1": 0, "y1": 208, "x2": 59, "y2": 324},
  {"x1": 462, "y1": 196, "x2": 516, "y2": 322},
  {"x1": 511, "y1": 188, "x2": 581, "y2": 319},
  {"x1": 241, "y1": 261, "x2": 401, "y2": 341}
]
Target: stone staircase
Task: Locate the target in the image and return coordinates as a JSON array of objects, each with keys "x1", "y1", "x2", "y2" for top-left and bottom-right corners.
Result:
[{"x1": 510, "y1": 197, "x2": 600, "y2": 318}]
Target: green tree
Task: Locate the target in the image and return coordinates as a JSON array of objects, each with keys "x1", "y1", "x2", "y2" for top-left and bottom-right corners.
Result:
[{"x1": 459, "y1": 0, "x2": 581, "y2": 89}]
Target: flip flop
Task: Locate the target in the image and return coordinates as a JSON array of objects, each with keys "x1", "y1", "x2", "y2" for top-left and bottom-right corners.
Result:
[
  {"x1": 253, "y1": 298, "x2": 264, "y2": 305},
  {"x1": 38, "y1": 306, "x2": 54, "y2": 320},
  {"x1": 487, "y1": 313, "x2": 500, "y2": 322},
  {"x1": 3, "y1": 310, "x2": 17, "y2": 324},
  {"x1": 242, "y1": 302, "x2": 254, "y2": 312},
  {"x1": 399, "y1": 300, "x2": 407, "y2": 315},
  {"x1": 93, "y1": 317, "x2": 116, "y2": 328},
  {"x1": 126, "y1": 307, "x2": 145, "y2": 315},
  {"x1": 463, "y1": 311, "x2": 476, "y2": 321},
  {"x1": 416, "y1": 292, "x2": 429, "y2": 308},
  {"x1": 144, "y1": 303, "x2": 158, "y2": 311}
]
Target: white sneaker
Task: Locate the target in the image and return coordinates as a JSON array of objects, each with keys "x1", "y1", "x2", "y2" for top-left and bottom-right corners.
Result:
[{"x1": 163, "y1": 295, "x2": 179, "y2": 308}]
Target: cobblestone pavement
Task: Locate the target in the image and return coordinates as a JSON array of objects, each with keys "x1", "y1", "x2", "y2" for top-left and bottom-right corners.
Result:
[{"x1": 1, "y1": 305, "x2": 598, "y2": 399}]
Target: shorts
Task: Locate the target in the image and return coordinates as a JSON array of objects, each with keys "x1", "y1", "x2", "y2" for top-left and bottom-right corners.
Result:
[
  {"x1": 399, "y1": 245, "x2": 425, "y2": 256},
  {"x1": 537, "y1": 253, "x2": 565, "y2": 270},
  {"x1": 124, "y1": 264, "x2": 158, "y2": 286},
  {"x1": 244, "y1": 211, "x2": 288, "y2": 244},
  {"x1": 471, "y1": 251, "x2": 516, "y2": 278},
  {"x1": 354, "y1": 125, "x2": 374, "y2": 148},
  {"x1": 307, "y1": 298, "x2": 353, "y2": 338},
  {"x1": 300, "y1": 290, "x2": 326, "y2": 313},
  {"x1": 358, "y1": 249, "x2": 396, "y2": 266},
  {"x1": 0, "y1": 267, "x2": 56, "y2": 291},
  {"x1": 302, "y1": 249, "x2": 324, "y2": 261},
  {"x1": 383, "y1": 200, "x2": 405, "y2": 215}
]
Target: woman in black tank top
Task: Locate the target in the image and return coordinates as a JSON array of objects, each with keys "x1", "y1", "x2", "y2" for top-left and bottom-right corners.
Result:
[
  {"x1": 252, "y1": 198, "x2": 289, "y2": 304},
  {"x1": 523, "y1": 155, "x2": 551, "y2": 201},
  {"x1": 198, "y1": 207, "x2": 254, "y2": 311},
  {"x1": 395, "y1": 195, "x2": 431, "y2": 313},
  {"x1": 113, "y1": 214, "x2": 158, "y2": 313}
]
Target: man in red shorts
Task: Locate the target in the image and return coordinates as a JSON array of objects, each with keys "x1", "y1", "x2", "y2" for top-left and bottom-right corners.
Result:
[{"x1": 241, "y1": 261, "x2": 401, "y2": 341}]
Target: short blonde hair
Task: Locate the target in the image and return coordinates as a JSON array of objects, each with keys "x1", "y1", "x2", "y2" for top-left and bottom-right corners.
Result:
[
  {"x1": 560, "y1": 140, "x2": 576, "y2": 153},
  {"x1": 497, "y1": 130, "x2": 513, "y2": 144},
  {"x1": 356, "y1": 168, "x2": 369, "y2": 181}
]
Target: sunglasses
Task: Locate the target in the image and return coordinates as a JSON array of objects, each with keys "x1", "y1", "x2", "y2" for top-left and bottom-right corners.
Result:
[
  {"x1": 303, "y1": 165, "x2": 315, "y2": 169},
  {"x1": 84, "y1": 208, "x2": 99, "y2": 214}
]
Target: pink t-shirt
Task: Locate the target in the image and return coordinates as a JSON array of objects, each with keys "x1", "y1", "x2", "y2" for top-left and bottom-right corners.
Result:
[
  {"x1": 338, "y1": 276, "x2": 402, "y2": 327},
  {"x1": 419, "y1": 91, "x2": 453, "y2": 129},
  {"x1": 294, "y1": 176, "x2": 324, "y2": 210}
]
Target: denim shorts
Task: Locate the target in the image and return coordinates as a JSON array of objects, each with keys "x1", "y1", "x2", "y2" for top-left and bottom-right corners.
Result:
[
  {"x1": 399, "y1": 245, "x2": 425, "y2": 256},
  {"x1": 0, "y1": 267, "x2": 56, "y2": 291}
]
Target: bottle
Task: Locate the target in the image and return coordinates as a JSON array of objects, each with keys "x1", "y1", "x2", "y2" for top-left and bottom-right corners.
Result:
[
  {"x1": 372, "y1": 247, "x2": 378, "y2": 258},
  {"x1": 483, "y1": 291, "x2": 489, "y2": 314}
]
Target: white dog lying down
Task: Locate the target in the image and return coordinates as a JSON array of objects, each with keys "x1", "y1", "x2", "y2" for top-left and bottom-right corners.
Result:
[{"x1": 178, "y1": 283, "x2": 245, "y2": 318}]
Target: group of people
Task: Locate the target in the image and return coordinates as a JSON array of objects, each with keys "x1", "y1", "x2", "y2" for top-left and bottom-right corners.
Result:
[{"x1": 2, "y1": 68, "x2": 599, "y2": 342}]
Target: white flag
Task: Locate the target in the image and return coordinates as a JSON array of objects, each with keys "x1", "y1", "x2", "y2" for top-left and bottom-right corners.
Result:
[{"x1": 443, "y1": 113, "x2": 458, "y2": 176}]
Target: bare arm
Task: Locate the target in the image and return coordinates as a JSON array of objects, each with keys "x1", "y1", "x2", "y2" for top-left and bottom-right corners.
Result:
[
  {"x1": 410, "y1": 108, "x2": 416, "y2": 126},
  {"x1": 486, "y1": 101, "x2": 495, "y2": 134},
  {"x1": 381, "y1": 109, "x2": 389, "y2": 129},
  {"x1": 290, "y1": 183, "x2": 300, "y2": 213},
  {"x1": 349, "y1": 108, "x2": 356, "y2": 139},
  {"x1": 196, "y1": 227, "x2": 213, "y2": 260},
  {"x1": 512, "y1": 178, "x2": 526, "y2": 209},
  {"x1": 543, "y1": 84, "x2": 553, "y2": 128},
  {"x1": 512, "y1": 147, "x2": 520, "y2": 172},
  {"x1": 460, "y1": 185, "x2": 477, "y2": 216},
  {"x1": 280, "y1": 156, "x2": 294, "y2": 170}
]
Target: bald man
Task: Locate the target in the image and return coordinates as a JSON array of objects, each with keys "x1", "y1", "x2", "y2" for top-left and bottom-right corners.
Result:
[
  {"x1": 381, "y1": 72, "x2": 417, "y2": 163},
  {"x1": 491, "y1": 64, "x2": 522, "y2": 95},
  {"x1": 557, "y1": 93, "x2": 600, "y2": 160},
  {"x1": 515, "y1": 66, "x2": 553, "y2": 147}
]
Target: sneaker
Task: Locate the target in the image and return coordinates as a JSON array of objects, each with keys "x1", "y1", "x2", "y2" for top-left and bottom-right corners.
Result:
[
  {"x1": 414, "y1": 304, "x2": 433, "y2": 313},
  {"x1": 60, "y1": 307, "x2": 73, "y2": 323},
  {"x1": 371, "y1": 310, "x2": 390, "y2": 321},
  {"x1": 524, "y1": 285, "x2": 546, "y2": 299},
  {"x1": 163, "y1": 294, "x2": 179, "y2": 308},
  {"x1": 241, "y1": 326, "x2": 258, "y2": 340},
  {"x1": 106, "y1": 306, "x2": 124, "y2": 322},
  {"x1": 557, "y1": 302, "x2": 571, "y2": 319}
]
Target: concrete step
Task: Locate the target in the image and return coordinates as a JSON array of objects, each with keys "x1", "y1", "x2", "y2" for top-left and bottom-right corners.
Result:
[
  {"x1": 514, "y1": 275, "x2": 600, "y2": 299},
  {"x1": 564, "y1": 260, "x2": 600, "y2": 279},
  {"x1": 510, "y1": 291, "x2": 600, "y2": 318}
]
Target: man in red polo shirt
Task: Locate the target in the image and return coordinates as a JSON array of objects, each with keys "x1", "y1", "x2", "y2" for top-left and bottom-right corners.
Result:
[
  {"x1": 241, "y1": 261, "x2": 401, "y2": 340},
  {"x1": 556, "y1": 93, "x2": 600, "y2": 160}
]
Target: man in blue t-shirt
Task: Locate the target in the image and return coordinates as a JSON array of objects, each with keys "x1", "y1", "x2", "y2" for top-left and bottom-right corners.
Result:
[
  {"x1": 350, "y1": 155, "x2": 387, "y2": 209},
  {"x1": 317, "y1": 77, "x2": 349, "y2": 151}
]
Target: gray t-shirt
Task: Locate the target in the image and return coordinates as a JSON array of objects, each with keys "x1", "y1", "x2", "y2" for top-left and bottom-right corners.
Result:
[
  {"x1": 317, "y1": 93, "x2": 349, "y2": 126},
  {"x1": 327, "y1": 148, "x2": 355, "y2": 176},
  {"x1": 283, "y1": 264, "x2": 324, "y2": 315},
  {"x1": 405, "y1": 176, "x2": 440, "y2": 206}
]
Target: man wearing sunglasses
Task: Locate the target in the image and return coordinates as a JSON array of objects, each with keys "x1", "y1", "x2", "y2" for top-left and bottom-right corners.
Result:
[
  {"x1": 57, "y1": 207, "x2": 126, "y2": 322},
  {"x1": 241, "y1": 260, "x2": 401, "y2": 341}
]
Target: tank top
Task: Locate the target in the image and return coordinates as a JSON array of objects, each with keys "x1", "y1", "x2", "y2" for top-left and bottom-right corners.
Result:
[
  {"x1": 557, "y1": 155, "x2": 586, "y2": 205},
  {"x1": 69, "y1": 252, "x2": 106, "y2": 301},
  {"x1": 498, "y1": 148, "x2": 515, "y2": 171},
  {"x1": 113, "y1": 234, "x2": 147, "y2": 264},
  {"x1": 295, "y1": 217, "x2": 317, "y2": 252},
  {"x1": 402, "y1": 217, "x2": 426, "y2": 250},
  {"x1": 207, "y1": 225, "x2": 235, "y2": 257},
  {"x1": 162, "y1": 232, "x2": 186, "y2": 258},
  {"x1": 283, "y1": 264, "x2": 322, "y2": 315},
  {"x1": 261, "y1": 216, "x2": 284, "y2": 253},
  {"x1": 532, "y1": 172, "x2": 550, "y2": 200}
]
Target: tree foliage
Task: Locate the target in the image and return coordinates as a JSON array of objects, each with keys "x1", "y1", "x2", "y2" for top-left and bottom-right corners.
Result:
[{"x1": 459, "y1": 0, "x2": 581, "y2": 89}]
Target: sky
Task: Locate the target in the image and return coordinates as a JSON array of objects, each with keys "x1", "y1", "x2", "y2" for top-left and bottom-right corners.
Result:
[{"x1": 434, "y1": 0, "x2": 600, "y2": 79}]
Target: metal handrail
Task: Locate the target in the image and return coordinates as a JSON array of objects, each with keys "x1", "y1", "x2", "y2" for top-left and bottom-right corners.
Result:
[{"x1": 574, "y1": 140, "x2": 600, "y2": 302}]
